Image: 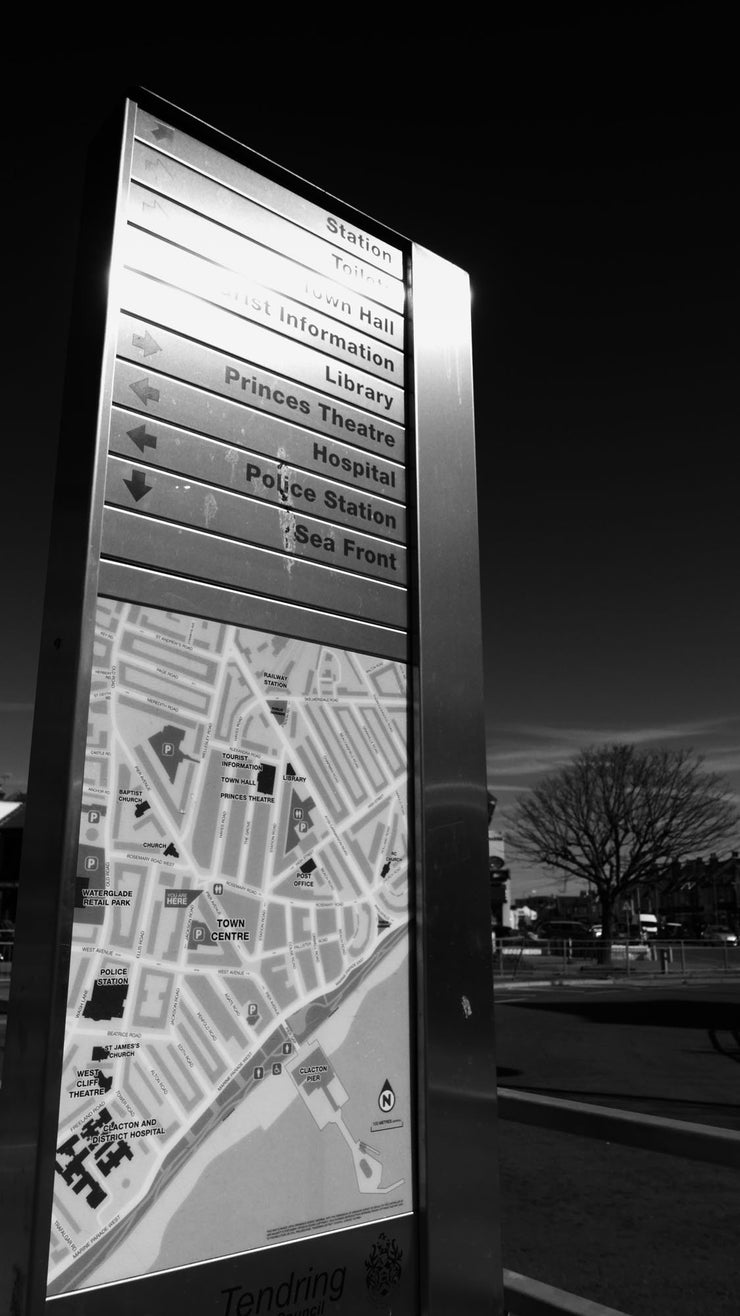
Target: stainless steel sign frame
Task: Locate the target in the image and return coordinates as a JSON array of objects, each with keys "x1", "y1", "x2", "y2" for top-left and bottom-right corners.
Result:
[{"x1": 0, "y1": 91, "x2": 502, "y2": 1316}]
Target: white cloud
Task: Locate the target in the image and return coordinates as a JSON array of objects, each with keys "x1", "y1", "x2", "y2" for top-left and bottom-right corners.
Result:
[{"x1": 487, "y1": 715, "x2": 740, "y2": 793}]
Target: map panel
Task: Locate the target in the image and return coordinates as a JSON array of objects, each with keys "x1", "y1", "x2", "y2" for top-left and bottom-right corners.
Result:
[{"x1": 48, "y1": 599, "x2": 412, "y2": 1295}]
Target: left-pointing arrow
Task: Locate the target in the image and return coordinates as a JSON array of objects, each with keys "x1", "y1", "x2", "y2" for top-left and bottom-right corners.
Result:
[
  {"x1": 132, "y1": 329, "x2": 161, "y2": 357},
  {"x1": 130, "y1": 378, "x2": 160, "y2": 407},
  {"x1": 127, "y1": 425, "x2": 157, "y2": 453},
  {"x1": 123, "y1": 470, "x2": 152, "y2": 502}
]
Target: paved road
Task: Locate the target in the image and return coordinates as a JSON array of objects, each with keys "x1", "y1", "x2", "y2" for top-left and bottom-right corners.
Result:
[
  {"x1": 495, "y1": 981, "x2": 740, "y2": 1316},
  {"x1": 494, "y1": 980, "x2": 740, "y2": 1130}
]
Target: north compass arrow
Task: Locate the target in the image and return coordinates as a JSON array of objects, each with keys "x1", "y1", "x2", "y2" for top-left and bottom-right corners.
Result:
[
  {"x1": 127, "y1": 424, "x2": 157, "y2": 453},
  {"x1": 124, "y1": 469, "x2": 152, "y2": 503}
]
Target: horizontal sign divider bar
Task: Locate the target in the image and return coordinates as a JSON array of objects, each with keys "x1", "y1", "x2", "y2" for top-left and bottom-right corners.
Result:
[
  {"x1": 127, "y1": 183, "x2": 403, "y2": 348},
  {"x1": 120, "y1": 268, "x2": 405, "y2": 423},
  {"x1": 102, "y1": 508, "x2": 408, "y2": 630},
  {"x1": 136, "y1": 107, "x2": 405, "y2": 281},
  {"x1": 109, "y1": 387, "x2": 406, "y2": 501},
  {"x1": 116, "y1": 320, "x2": 405, "y2": 461},
  {"x1": 104, "y1": 455, "x2": 407, "y2": 583},
  {"x1": 98, "y1": 560, "x2": 408, "y2": 662},
  {"x1": 131, "y1": 138, "x2": 405, "y2": 313},
  {"x1": 107, "y1": 425, "x2": 406, "y2": 538},
  {"x1": 122, "y1": 225, "x2": 404, "y2": 387}
]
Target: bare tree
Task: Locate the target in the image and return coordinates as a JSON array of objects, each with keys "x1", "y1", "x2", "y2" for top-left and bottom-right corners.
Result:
[{"x1": 509, "y1": 744, "x2": 740, "y2": 953}]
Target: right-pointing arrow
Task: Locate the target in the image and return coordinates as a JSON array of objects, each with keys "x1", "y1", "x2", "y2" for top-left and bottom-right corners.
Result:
[
  {"x1": 132, "y1": 329, "x2": 161, "y2": 357},
  {"x1": 127, "y1": 424, "x2": 157, "y2": 453},
  {"x1": 130, "y1": 378, "x2": 160, "y2": 407},
  {"x1": 123, "y1": 470, "x2": 152, "y2": 503}
]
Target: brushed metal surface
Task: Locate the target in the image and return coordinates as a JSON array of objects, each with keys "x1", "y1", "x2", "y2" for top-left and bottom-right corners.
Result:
[
  {"x1": 102, "y1": 507, "x2": 408, "y2": 629},
  {"x1": 98, "y1": 561, "x2": 408, "y2": 661},
  {"x1": 104, "y1": 456, "x2": 407, "y2": 583},
  {"x1": 116, "y1": 315, "x2": 406, "y2": 458},
  {"x1": 0, "y1": 92, "x2": 507, "y2": 1316},
  {"x1": 109, "y1": 380, "x2": 406, "y2": 501},
  {"x1": 131, "y1": 140, "x2": 405, "y2": 312},
  {"x1": 135, "y1": 105, "x2": 405, "y2": 281},
  {"x1": 119, "y1": 268, "x2": 405, "y2": 423},
  {"x1": 38, "y1": 1213, "x2": 418, "y2": 1315},
  {"x1": 123, "y1": 220, "x2": 404, "y2": 383},
  {"x1": 411, "y1": 244, "x2": 503, "y2": 1316},
  {"x1": 107, "y1": 424, "x2": 405, "y2": 542},
  {"x1": 127, "y1": 181, "x2": 404, "y2": 347},
  {"x1": 0, "y1": 100, "x2": 140, "y2": 1316}
]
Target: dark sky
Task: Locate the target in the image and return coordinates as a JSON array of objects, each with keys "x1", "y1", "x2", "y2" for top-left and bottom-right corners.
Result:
[{"x1": 2, "y1": 23, "x2": 738, "y2": 890}]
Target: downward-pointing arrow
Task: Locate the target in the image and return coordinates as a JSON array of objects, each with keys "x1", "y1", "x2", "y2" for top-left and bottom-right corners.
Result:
[
  {"x1": 123, "y1": 470, "x2": 152, "y2": 502},
  {"x1": 127, "y1": 425, "x2": 157, "y2": 453},
  {"x1": 130, "y1": 378, "x2": 160, "y2": 407},
  {"x1": 132, "y1": 329, "x2": 161, "y2": 357}
]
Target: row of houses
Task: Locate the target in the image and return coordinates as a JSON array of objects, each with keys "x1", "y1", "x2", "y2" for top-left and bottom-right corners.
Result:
[{"x1": 501, "y1": 851, "x2": 740, "y2": 936}]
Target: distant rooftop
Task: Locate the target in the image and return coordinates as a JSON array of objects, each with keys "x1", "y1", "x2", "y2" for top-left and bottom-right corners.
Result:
[{"x1": 0, "y1": 801, "x2": 24, "y2": 827}]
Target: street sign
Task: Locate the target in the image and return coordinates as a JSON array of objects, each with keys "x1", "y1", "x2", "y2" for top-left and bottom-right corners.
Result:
[{"x1": 0, "y1": 92, "x2": 502, "y2": 1316}]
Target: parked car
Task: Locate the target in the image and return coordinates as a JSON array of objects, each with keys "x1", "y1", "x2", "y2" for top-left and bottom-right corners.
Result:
[
  {"x1": 700, "y1": 926, "x2": 738, "y2": 947},
  {"x1": 536, "y1": 920, "x2": 595, "y2": 956},
  {"x1": 660, "y1": 922, "x2": 690, "y2": 939}
]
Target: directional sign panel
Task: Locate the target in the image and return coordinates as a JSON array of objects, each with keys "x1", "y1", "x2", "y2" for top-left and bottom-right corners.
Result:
[
  {"x1": 39, "y1": 96, "x2": 415, "y2": 1310},
  {"x1": 1, "y1": 89, "x2": 499, "y2": 1316}
]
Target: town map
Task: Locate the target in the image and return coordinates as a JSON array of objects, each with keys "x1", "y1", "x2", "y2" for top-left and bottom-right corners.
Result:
[{"x1": 48, "y1": 599, "x2": 412, "y2": 1294}]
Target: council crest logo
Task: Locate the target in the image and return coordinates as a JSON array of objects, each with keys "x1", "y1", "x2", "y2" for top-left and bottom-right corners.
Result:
[{"x1": 364, "y1": 1232, "x2": 403, "y2": 1304}]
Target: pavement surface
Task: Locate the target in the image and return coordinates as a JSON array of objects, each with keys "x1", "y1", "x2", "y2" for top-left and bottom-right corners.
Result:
[
  {"x1": 494, "y1": 979, "x2": 740, "y2": 1129},
  {"x1": 494, "y1": 978, "x2": 740, "y2": 1315}
]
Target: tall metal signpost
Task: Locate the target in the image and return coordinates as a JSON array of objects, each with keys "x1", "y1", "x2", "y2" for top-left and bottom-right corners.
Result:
[{"x1": 0, "y1": 92, "x2": 502, "y2": 1316}]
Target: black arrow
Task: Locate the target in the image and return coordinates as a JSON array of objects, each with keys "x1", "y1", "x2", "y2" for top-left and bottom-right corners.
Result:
[
  {"x1": 127, "y1": 425, "x2": 157, "y2": 453},
  {"x1": 123, "y1": 470, "x2": 152, "y2": 503},
  {"x1": 151, "y1": 124, "x2": 175, "y2": 143},
  {"x1": 132, "y1": 329, "x2": 161, "y2": 357},
  {"x1": 130, "y1": 378, "x2": 160, "y2": 407}
]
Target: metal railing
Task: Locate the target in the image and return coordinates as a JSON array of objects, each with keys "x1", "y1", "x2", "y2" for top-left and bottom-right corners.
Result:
[
  {"x1": 497, "y1": 1086, "x2": 740, "y2": 1168},
  {"x1": 498, "y1": 1079, "x2": 740, "y2": 1314},
  {"x1": 0, "y1": 933, "x2": 14, "y2": 976},
  {"x1": 504, "y1": 1270, "x2": 632, "y2": 1316},
  {"x1": 492, "y1": 936, "x2": 740, "y2": 980}
]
